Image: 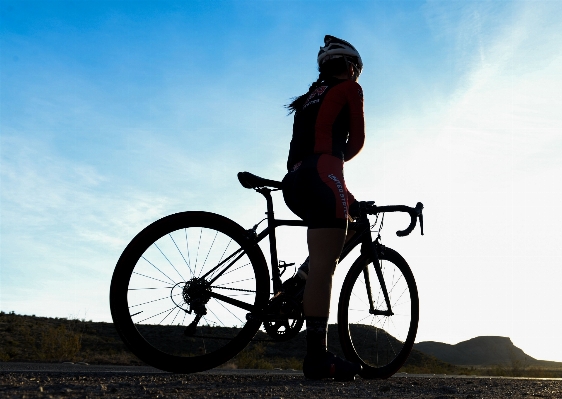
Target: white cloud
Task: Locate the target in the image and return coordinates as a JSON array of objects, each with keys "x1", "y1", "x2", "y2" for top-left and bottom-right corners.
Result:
[
  {"x1": 345, "y1": 1, "x2": 562, "y2": 361},
  {"x1": 0, "y1": 134, "x2": 174, "y2": 318}
]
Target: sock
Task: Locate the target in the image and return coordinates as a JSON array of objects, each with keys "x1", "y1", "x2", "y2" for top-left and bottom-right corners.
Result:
[{"x1": 305, "y1": 316, "x2": 328, "y2": 357}]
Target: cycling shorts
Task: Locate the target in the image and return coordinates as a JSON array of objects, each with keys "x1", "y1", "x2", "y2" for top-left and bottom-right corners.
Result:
[{"x1": 282, "y1": 154, "x2": 356, "y2": 229}]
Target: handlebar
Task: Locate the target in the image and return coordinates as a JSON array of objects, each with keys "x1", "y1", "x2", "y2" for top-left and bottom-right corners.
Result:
[{"x1": 363, "y1": 202, "x2": 424, "y2": 237}]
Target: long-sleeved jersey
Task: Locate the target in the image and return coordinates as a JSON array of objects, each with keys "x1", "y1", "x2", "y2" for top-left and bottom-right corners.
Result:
[{"x1": 286, "y1": 78, "x2": 365, "y2": 171}]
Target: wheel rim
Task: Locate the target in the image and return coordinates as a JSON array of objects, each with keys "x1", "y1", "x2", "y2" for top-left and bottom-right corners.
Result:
[
  {"x1": 123, "y1": 223, "x2": 262, "y2": 362},
  {"x1": 345, "y1": 252, "x2": 417, "y2": 374}
]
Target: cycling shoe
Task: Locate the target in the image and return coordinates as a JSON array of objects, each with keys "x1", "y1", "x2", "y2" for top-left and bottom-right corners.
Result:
[
  {"x1": 280, "y1": 275, "x2": 305, "y2": 297},
  {"x1": 303, "y1": 351, "x2": 362, "y2": 381}
]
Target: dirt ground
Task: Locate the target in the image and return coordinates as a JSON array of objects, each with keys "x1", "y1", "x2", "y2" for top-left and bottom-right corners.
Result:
[{"x1": 1, "y1": 371, "x2": 562, "y2": 399}]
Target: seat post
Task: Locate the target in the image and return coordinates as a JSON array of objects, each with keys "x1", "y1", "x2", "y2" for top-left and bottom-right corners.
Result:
[{"x1": 257, "y1": 188, "x2": 282, "y2": 293}]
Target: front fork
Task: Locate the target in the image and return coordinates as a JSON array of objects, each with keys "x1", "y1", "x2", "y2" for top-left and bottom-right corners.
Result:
[{"x1": 360, "y1": 229, "x2": 394, "y2": 316}]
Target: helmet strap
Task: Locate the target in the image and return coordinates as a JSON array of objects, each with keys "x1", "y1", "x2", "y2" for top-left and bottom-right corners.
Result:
[{"x1": 342, "y1": 56, "x2": 357, "y2": 80}]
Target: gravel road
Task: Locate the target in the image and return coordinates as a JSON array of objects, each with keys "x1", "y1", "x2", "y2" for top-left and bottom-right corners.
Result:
[{"x1": 1, "y1": 365, "x2": 561, "y2": 398}]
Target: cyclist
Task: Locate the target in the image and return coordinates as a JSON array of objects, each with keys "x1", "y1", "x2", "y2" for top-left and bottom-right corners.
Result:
[{"x1": 282, "y1": 35, "x2": 365, "y2": 381}]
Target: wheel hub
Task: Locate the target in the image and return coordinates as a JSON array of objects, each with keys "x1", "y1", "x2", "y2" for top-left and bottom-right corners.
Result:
[{"x1": 182, "y1": 278, "x2": 211, "y2": 315}]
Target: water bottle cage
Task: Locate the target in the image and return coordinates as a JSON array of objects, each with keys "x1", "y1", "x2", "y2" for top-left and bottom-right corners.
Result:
[{"x1": 278, "y1": 260, "x2": 295, "y2": 277}]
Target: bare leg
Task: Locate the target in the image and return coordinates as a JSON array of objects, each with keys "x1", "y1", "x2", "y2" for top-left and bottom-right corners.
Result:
[
  {"x1": 303, "y1": 228, "x2": 347, "y2": 318},
  {"x1": 301, "y1": 227, "x2": 363, "y2": 380}
]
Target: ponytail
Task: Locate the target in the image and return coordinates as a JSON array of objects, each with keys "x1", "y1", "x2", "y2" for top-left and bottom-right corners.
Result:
[
  {"x1": 285, "y1": 72, "x2": 327, "y2": 114},
  {"x1": 285, "y1": 57, "x2": 349, "y2": 114}
]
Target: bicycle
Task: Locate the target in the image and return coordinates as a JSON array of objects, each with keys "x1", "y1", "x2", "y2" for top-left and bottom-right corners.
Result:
[{"x1": 110, "y1": 171, "x2": 424, "y2": 379}]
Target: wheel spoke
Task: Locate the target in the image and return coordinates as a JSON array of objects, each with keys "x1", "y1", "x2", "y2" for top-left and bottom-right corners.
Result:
[
  {"x1": 181, "y1": 308, "x2": 187, "y2": 325},
  {"x1": 214, "y1": 277, "x2": 255, "y2": 287},
  {"x1": 169, "y1": 233, "x2": 192, "y2": 277},
  {"x1": 193, "y1": 228, "x2": 203, "y2": 277},
  {"x1": 340, "y1": 249, "x2": 418, "y2": 378},
  {"x1": 130, "y1": 293, "x2": 181, "y2": 308},
  {"x1": 141, "y1": 256, "x2": 176, "y2": 285},
  {"x1": 213, "y1": 297, "x2": 244, "y2": 325},
  {"x1": 132, "y1": 271, "x2": 172, "y2": 285},
  {"x1": 199, "y1": 230, "x2": 219, "y2": 277},
  {"x1": 155, "y1": 242, "x2": 186, "y2": 282},
  {"x1": 206, "y1": 303, "x2": 226, "y2": 327},
  {"x1": 171, "y1": 307, "x2": 183, "y2": 325},
  {"x1": 112, "y1": 212, "x2": 266, "y2": 373},
  {"x1": 218, "y1": 238, "x2": 233, "y2": 267},
  {"x1": 391, "y1": 285, "x2": 409, "y2": 309},
  {"x1": 184, "y1": 228, "x2": 192, "y2": 276},
  {"x1": 137, "y1": 306, "x2": 178, "y2": 324},
  {"x1": 212, "y1": 261, "x2": 250, "y2": 279}
]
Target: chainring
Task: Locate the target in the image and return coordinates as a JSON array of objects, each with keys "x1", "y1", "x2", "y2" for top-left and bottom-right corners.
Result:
[{"x1": 263, "y1": 294, "x2": 304, "y2": 341}]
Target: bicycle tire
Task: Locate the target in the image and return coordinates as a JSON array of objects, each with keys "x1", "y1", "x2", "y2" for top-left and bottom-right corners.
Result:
[
  {"x1": 338, "y1": 245, "x2": 419, "y2": 379},
  {"x1": 110, "y1": 211, "x2": 270, "y2": 373}
]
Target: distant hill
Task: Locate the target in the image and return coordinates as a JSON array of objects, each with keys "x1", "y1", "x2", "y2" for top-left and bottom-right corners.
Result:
[
  {"x1": 261, "y1": 324, "x2": 457, "y2": 374},
  {"x1": 6, "y1": 312, "x2": 560, "y2": 376},
  {"x1": 0, "y1": 312, "x2": 452, "y2": 373},
  {"x1": 0, "y1": 311, "x2": 141, "y2": 365},
  {"x1": 414, "y1": 336, "x2": 562, "y2": 368}
]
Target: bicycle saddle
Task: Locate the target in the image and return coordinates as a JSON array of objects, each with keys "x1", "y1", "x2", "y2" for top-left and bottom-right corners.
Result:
[{"x1": 237, "y1": 171, "x2": 282, "y2": 189}]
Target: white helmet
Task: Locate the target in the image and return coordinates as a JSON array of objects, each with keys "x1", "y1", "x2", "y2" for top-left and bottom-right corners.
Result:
[{"x1": 317, "y1": 35, "x2": 363, "y2": 75}]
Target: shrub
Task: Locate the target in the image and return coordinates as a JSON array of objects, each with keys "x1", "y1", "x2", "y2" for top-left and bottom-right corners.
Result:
[
  {"x1": 38, "y1": 325, "x2": 82, "y2": 362},
  {"x1": 236, "y1": 344, "x2": 273, "y2": 369}
]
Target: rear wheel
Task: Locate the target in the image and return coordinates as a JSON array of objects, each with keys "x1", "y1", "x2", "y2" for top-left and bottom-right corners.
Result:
[
  {"x1": 338, "y1": 245, "x2": 419, "y2": 379},
  {"x1": 110, "y1": 211, "x2": 269, "y2": 373}
]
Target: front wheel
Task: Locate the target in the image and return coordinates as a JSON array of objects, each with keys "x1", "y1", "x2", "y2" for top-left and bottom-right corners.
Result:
[
  {"x1": 110, "y1": 211, "x2": 270, "y2": 373},
  {"x1": 338, "y1": 245, "x2": 419, "y2": 379}
]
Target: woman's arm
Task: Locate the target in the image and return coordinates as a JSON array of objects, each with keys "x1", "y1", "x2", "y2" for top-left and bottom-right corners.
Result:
[{"x1": 343, "y1": 81, "x2": 365, "y2": 161}]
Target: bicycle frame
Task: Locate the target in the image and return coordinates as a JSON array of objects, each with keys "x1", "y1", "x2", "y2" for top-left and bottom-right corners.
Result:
[
  {"x1": 246, "y1": 187, "x2": 394, "y2": 317},
  {"x1": 201, "y1": 185, "x2": 421, "y2": 319},
  {"x1": 111, "y1": 168, "x2": 423, "y2": 375}
]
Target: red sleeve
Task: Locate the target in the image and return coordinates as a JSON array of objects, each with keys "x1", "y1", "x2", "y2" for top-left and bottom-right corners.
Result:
[
  {"x1": 343, "y1": 81, "x2": 365, "y2": 161},
  {"x1": 314, "y1": 80, "x2": 366, "y2": 158}
]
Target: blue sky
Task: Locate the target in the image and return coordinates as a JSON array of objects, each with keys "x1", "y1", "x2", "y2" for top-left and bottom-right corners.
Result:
[{"x1": 2, "y1": 0, "x2": 562, "y2": 361}]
